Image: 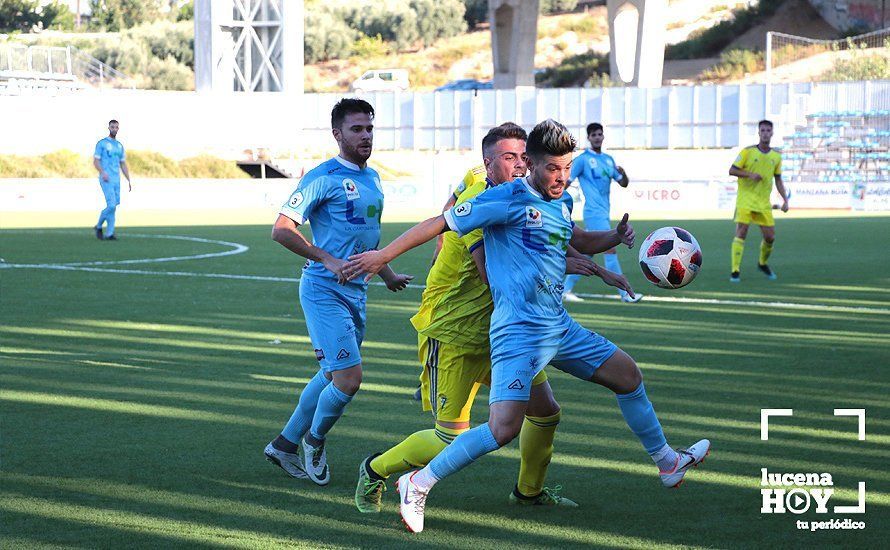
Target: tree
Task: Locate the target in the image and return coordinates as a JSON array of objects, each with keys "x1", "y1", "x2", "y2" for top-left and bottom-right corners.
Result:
[
  {"x1": 0, "y1": 0, "x2": 73, "y2": 32},
  {"x1": 411, "y1": 0, "x2": 466, "y2": 47},
  {"x1": 461, "y1": 0, "x2": 487, "y2": 29},
  {"x1": 89, "y1": 0, "x2": 163, "y2": 31}
]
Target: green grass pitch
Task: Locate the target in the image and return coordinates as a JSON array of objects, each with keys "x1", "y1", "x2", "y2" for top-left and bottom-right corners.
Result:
[{"x1": 1, "y1": 217, "x2": 888, "y2": 549}]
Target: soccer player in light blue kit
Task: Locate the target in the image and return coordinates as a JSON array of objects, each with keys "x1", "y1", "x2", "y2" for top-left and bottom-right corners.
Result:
[
  {"x1": 263, "y1": 98, "x2": 413, "y2": 486},
  {"x1": 93, "y1": 119, "x2": 131, "y2": 241},
  {"x1": 346, "y1": 120, "x2": 710, "y2": 532},
  {"x1": 562, "y1": 122, "x2": 642, "y2": 303}
]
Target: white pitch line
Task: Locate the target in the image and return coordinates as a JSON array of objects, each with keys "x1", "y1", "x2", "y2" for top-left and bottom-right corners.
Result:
[
  {"x1": 62, "y1": 234, "x2": 249, "y2": 266},
  {"x1": 2, "y1": 261, "x2": 887, "y2": 314}
]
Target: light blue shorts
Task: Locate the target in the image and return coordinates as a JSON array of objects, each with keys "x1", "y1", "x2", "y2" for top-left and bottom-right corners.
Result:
[
  {"x1": 489, "y1": 312, "x2": 617, "y2": 404},
  {"x1": 100, "y1": 180, "x2": 120, "y2": 208},
  {"x1": 298, "y1": 274, "x2": 366, "y2": 371},
  {"x1": 581, "y1": 214, "x2": 611, "y2": 233}
]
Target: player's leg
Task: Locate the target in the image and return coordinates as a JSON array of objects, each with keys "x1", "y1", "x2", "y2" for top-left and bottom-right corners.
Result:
[
  {"x1": 511, "y1": 376, "x2": 577, "y2": 506},
  {"x1": 96, "y1": 182, "x2": 116, "y2": 240},
  {"x1": 397, "y1": 343, "x2": 552, "y2": 532},
  {"x1": 552, "y1": 318, "x2": 709, "y2": 488},
  {"x1": 105, "y1": 183, "x2": 121, "y2": 239},
  {"x1": 756, "y1": 213, "x2": 778, "y2": 279},
  {"x1": 358, "y1": 338, "x2": 483, "y2": 512},
  {"x1": 731, "y1": 211, "x2": 751, "y2": 281},
  {"x1": 265, "y1": 276, "x2": 362, "y2": 485}
]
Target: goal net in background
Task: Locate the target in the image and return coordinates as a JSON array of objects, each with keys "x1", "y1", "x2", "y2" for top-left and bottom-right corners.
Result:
[{"x1": 765, "y1": 27, "x2": 890, "y2": 83}]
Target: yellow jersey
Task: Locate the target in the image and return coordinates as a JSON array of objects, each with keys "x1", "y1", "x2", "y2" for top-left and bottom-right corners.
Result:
[
  {"x1": 411, "y1": 172, "x2": 492, "y2": 347},
  {"x1": 732, "y1": 145, "x2": 782, "y2": 211}
]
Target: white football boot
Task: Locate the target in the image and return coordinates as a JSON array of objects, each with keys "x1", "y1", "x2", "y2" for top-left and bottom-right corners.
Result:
[
  {"x1": 397, "y1": 471, "x2": 430, "y2": 533},
  {"x1": 264, "y1": 442, "x2": 308, "y2": 479},
  {"x1": 659, "y1": 439, "x2": 711, "y2": 488},
  {"x1": 300, "y1": 438, "x2": 331, "y2": 486}
]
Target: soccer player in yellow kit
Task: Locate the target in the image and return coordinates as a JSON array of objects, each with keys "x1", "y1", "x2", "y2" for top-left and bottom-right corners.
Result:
[
  {"x1": 728, "y1": 119, "x2": 789, "y2": 282},
  {"x1": 354, "y1": 123, "x2": 629, "y2": 513}
]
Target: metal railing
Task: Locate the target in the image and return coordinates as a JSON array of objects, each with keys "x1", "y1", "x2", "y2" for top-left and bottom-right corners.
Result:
[{"x1": 0, "y1": 44, "x2": 132, "y2": 88}]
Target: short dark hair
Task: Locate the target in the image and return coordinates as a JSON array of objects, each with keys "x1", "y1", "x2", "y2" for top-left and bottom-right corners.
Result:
[
  {"x1": 331, "y1": 98, "x2": 374, "y2": 129},
  {"x1": 526, "y1": 119, "x2": 576, "y2": 160},
  {"x1": 586, "y1": 122, "x2": 603, "y2": 135},
  {"x1": 758, "y1": 119, "x2": 773, "y2": 129},
  {"x1": 109, "y1": 119, "x2": 119, "y2": 125},
  {"x1": 481, "y1": 122, "x2": 527, "y2": 157}
]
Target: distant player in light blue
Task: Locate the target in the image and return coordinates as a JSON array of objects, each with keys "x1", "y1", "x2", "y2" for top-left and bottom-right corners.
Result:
[
  {"x1": 93, "y1": 119, "x2": 131, "y2": 241},
  {"x1": 345, "y1": 119, "x2": 710, "y2": 533},
  {"x1": 563, "y1": 122, "x2": 642, "y2": 303},
  {"x1": 263, "y1": 98, "x2": 413, "y2": 486}
]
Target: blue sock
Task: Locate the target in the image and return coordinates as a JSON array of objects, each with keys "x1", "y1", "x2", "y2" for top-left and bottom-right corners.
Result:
[
  {"x1": 428, "y1": 422, "x2": 500, "y2": 480},
  {"x1": 280, "y1": 370, "x2": 330, "y2": 444},
  {"x1": 615, "y1": 383, "x2": 667, "y2": 454},
  {"x1": 105, "y1": 206, "x2": 116, "y2": 236},
  {"x1": 603, "y1": 253, "x2": 626, "y2": 297},
  {"x1": 308, "y1": 382, "x2": 353, "y2": 441},
  {"x1": 97, "y1": 206, "x2": 113, "y2": 229}
]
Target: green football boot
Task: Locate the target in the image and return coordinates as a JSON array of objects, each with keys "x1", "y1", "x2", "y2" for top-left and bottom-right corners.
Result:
[
  {"x1": 355, "y1": 453, "x2": 387, "y2": 513},
  {"x1": 509, "y1": 485, "x2": 578, "y2": 507}
]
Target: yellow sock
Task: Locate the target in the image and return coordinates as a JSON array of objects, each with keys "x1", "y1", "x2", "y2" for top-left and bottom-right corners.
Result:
[
  {"x1": 759, "y1": 240, "x2": 773, "y2": 266},
  {"x1": 369, "y1": 424, "x2": 465, "y2": 478},
  {"x1": 517, "y1": 411, "x2": 561, "y2": 497},
  {"x1": 731, "y1": 237, "x2": 745, "y2": 273}
]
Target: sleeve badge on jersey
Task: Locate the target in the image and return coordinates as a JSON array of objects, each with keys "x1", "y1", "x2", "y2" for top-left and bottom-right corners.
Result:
[
  {"x1": 343, "y1": 179, "x2": 361, "y2": 200},
  {"x1": 289, "y1": 191, "x2": 304, "y2": 208},
  {"x1": 453, "y1": 202, "x2": 472, "y2": 217},
  {"x1": 526, "y1": 207, "x2": 543, "y2": 228},
  {"x1": 455, "y1": 182, "x2": 466, "y2": 194}
]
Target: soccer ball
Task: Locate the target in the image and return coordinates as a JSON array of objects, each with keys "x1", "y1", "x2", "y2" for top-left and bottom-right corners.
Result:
[{"x1": 638, "y1": 227, "x2": 702, "y2": 289}]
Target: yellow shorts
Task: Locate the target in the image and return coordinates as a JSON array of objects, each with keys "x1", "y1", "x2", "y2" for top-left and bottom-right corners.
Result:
[
  {"x1": 418, "y1": 334, "x2": 547, "y2": 423},
  {"x1": 734, "y1": 207, "x2": 774, "y2": 226}
]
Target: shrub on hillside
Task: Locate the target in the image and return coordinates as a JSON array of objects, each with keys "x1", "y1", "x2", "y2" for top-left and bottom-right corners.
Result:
[
  {"x1": 819, "y1": 52, "x2": 890, "y2": 81},
  {"x1": 350, "y1": 34, "x2": 392, "y2": 58},
  {"x1": 126, "y1": 150, "x2": 182, "y2": 178},
  {"x1": 130, "y1": 21, "x2": 194, "y2": 68},
  {"x1": 700, "y1": 49, "x2": 764, "y2": 80},
  {"x1": 536, "y1": 51, "x2": 610, "y2": 87},
  {"x1": 461, "y1": 0, "x2": 487, "y2": 29},
  {"x1": 345, "y1": 2, "x2": 419, "y2": 51},
  {"x1": 665, "y1": 0, "x2": 783, "y2": 60},
  {"x1": 179, "y1": 155, "x2": 250, "y2": 179},
  {"x1": 304, "y1": 9, "x2": 359, "y2": 63},
  {"x1": 41, "y1": 150, "x2": 93, "y2": 177},
  {"x1": 540, "y1": 0, "x2": 579, "y2": 14},
  {"x1": 411, "y1": 0, "x2": 466, "y2": 47}
]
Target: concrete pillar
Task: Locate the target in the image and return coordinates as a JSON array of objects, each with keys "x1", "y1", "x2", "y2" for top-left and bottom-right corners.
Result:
[
  {"x1": 490, "y1": 0, "x2": 540, "y2": 89},
  {"x1": 607, "y1": 0, "x2": 667, "y2": 88}
]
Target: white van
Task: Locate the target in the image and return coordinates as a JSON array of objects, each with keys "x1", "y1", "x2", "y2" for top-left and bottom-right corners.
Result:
[{"x1": 350, "y1": 69, "x2": 409, "y2": 93}]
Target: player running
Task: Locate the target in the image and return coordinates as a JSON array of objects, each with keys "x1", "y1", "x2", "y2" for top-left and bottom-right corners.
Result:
[
  {"x1": 562, "y1": 123, "x2": 641, "y2": 303},
  {"x1": 344, "y1": 119, "x2": 710, "y2": 532},
  {"x1": 93, "y1": 119, "x2": 132, "y2": 241},
  {"x1": 728, "y1": 119, "x2": 789, "y2": 282},
  {"x1": 263, "y1": 98, "x2": 412, "y2": 486},
  {"x1": 354, "y1": 123, "x2": 629, "y2": 513}
]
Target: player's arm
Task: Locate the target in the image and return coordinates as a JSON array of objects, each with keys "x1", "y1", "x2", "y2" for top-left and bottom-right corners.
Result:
[
  {"x1": 774, "y1": 173, "x2": 789, "y2": 212},
  {"x1": 615, "y1": 165, "x2": 629, "y2": 188},
  {"x1": 729, "y1": 149, "x2": 761, "y2": 181},
  {"x1": 430, "y1": 192, "x2": 459, "y2": 265},
  {"x1": 120, "y1": 160, "x2": 132, "y2": 190},
  {"x1": 93, "y1": 144, "x2": 108, "y2": 182},
  {"x1": 271, "y1": 214, "x2": 348, "y2": 283},
  {"x1": 470, "y1": 245, "x2": 488, "y2": 285},
  {"x1": 570, "y1": 213, "x2": 635, "y2": 255},
  {"x1": 344, "y1": 215, "x2": 449, "y2": 281}
]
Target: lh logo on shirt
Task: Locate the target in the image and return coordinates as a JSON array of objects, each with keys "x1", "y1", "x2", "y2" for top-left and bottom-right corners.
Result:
[
  {"x1": 525, "y1": 207, "x2": 543, "y2": 228},
  {"x1": 343, "y1": 179, "x2": 361, "y2": 200}
]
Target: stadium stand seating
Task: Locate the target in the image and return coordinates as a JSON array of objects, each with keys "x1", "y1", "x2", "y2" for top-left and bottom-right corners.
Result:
[{"x1": 782, "y1": 110, "x2": 890, "y2": 184}]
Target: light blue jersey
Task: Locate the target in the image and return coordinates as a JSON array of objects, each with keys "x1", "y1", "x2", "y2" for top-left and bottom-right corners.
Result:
[
  {"x1": 444, "y1": 178, "x2": 574, "y2": 339},
  {"x1": 280, "y1": 156, "x2": 384, "y2": 291},
  {"x1": 94, "y1": 137, "x2": 125, "y2": 183},
  {"x1": 444, "y1": 177, "x2": 617, "y2": 403},
  {"x1": 570, "y1": 149, "x2": 623, "y2": 220}
]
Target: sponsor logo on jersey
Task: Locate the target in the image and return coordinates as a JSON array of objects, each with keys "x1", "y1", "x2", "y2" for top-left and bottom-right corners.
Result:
[
  {"x1": 589, "y1": 157, "x2": 598, "y2": 169},
  {"x1": 289, "y1": 191, "x2": 304, "y2": 208},
  {"x1": 453, "y1": 202, "x2": 472, "y2": 217},
  {"x1": 343, "y1": 179, "x2": 361, "y2": 200},
  {"x1": 525, "y1": 207, "x2": 543, "y2": 228}
]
